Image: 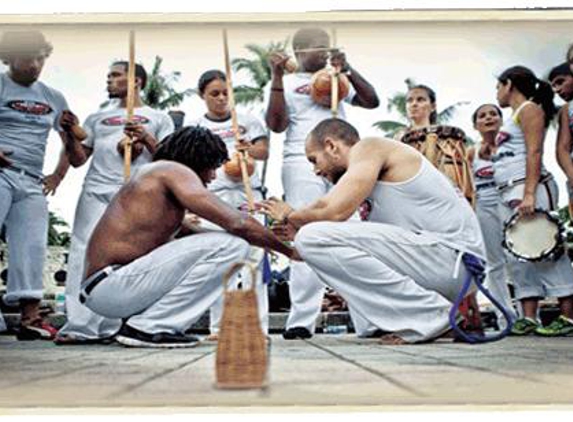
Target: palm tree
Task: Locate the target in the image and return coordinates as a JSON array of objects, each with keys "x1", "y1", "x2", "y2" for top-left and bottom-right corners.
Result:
[
  {"x1": 373, "y1": 78, "x2": 469, "y2": 139},
  {"x1": 47, "y1": 211, "x2": 71, "y2": 248},
  {"x1": 143, "y1": 55, "x2": 195, "y2": 110},
  {"x1": 231, "y1": 39, "x2": 289, "y2": 106}
]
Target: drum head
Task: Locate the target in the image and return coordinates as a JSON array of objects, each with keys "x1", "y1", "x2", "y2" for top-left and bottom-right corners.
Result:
[{"x1": 504, "y1": 211, "x2": 561, "y2": 261}]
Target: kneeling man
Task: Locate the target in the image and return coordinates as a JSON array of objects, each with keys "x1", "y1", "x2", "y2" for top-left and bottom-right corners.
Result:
[
  {"x1": 261, "y1": 119, "x2": 485, "y2": 344},
  {"x1": 82, "y1": 126, "x2": 296, "y2": 348}
]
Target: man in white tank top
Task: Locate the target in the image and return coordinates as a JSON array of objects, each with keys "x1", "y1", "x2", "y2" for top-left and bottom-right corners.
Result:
[{"x1": 261, "y1": 118, "x2": 486, "y2": 344}]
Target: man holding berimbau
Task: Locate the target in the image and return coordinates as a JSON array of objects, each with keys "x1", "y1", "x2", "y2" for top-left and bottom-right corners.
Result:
[{"x1": 55, "y1": 61, "x2": 174, "y2": 345}]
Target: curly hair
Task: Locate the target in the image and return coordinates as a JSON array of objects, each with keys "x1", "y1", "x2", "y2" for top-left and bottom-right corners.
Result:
[{"x1": 153, "y1": 125, "x2": 229, "y2": 173}]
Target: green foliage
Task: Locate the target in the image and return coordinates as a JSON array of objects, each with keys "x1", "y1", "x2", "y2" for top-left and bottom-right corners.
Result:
[
  {"x1": 232, "y1": 39, "x2": 289, "y2": 106},
  {"x1": 144, "y1": 56, "x2": 195, "y2": 110},
  {"x1": 48, "y1": 211, "x2": 71, "y2": 248},
  {"x1": 373, "y1": 78, "x2": 468, "y2": 138}
]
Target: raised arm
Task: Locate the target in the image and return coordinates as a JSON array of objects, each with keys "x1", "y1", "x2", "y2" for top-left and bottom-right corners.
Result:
[
  {"x1": 265, "y1": 53, "x2": 290, "y2": 133},
  {"x1": 331, "y1": 52, "x2": 379, "y2": 109},
  {"x1": 163, "y1": 165, "x2": 294, "y2": 258}
]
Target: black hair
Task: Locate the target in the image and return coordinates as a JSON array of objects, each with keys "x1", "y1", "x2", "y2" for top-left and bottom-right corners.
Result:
[
  {"x1": 308, "y1": 118, "x2": 360, "y2": 147},
  {"x1": 112, "y1": 61, "x2": 148, "y2": 91},
  {"x1": 548, "y1": 62, "x2": 573, "y2": 82},
  {"x1": 292, "y1": 27, "x2": 330, "y2": 51},
  {"x1": 153, "y1": 125, "x2": 229, "y2": 174},
  {"x1": 498, "y1": 65, "x2": 557, "y2": 127},
  {"x1": 471, "y1": 103, "x2": 503, "y2": 125},
  {"x1": 408, "y1": 84, "x2": 438, "y2": 124},
  {"x1": 0, "y1": 30, "x2": 53, "y2": 62},
  {"x1": 198, "y1": 69, "x2": 226, "y2": 95}
]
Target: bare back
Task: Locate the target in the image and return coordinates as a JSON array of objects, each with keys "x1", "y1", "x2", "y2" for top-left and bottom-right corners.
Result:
[
  {"x1": 85, "y1": 161, "x2": 294, "y2": 278},
  {"x1": 85, "y1": 163, "x2": 187, "y2": 277}
]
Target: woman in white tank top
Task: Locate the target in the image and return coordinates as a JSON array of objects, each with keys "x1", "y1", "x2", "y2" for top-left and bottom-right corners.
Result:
[
  {"x1": 494, "y1": 65, "x2": 573, "y2": 337},
  {"x1": 467, "y1": 104, "x2": 517, "y2": 329}
]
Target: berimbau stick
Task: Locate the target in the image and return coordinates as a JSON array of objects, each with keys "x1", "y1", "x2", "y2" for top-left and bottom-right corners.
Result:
[
  {"x1": 123, "y1": 30, "x2": 136, "y2": 182},
  {"x1": 330, "y1": 28, "x2": 339, "y2": 117},
  {"x1": 222, "y1": 29, "x2": 255, "y2": 213}
]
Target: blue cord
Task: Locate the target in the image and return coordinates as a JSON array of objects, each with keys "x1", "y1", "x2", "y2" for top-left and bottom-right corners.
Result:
[{"x1": 448, "y1": 253, "x2": 514, "y2": 344}]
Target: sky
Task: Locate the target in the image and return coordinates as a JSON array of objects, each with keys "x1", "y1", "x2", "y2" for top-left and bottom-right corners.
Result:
[{"x1": 1, "y1": 4, "x2": 573, "y2": 227}]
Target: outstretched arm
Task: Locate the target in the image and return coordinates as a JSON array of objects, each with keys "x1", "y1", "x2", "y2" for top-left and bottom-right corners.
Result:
[
  {"x1": 331, "y1": 52, "x2": 379, "y2": 109},
  {"x1": 162, "y1": 165, "x2": 295, "y2": 259}
]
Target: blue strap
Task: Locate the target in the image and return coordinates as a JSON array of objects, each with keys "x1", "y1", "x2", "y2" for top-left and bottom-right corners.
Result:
[{"x1": 448, "y1": 253, "x2": 514, "y2": 344}]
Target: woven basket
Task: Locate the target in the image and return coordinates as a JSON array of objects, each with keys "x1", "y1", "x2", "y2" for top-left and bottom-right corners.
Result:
[{"x1": 216, "y1": 261, "x2": 268, "y2": 389}]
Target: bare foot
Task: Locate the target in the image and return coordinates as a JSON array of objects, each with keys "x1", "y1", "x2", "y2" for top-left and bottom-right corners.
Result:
[
  {"x1": 205, "y1": 333, "x2": 219, "y2": 342},
  {"x1": 378, "y1": 333, "x2": 410, "y2": 345}
]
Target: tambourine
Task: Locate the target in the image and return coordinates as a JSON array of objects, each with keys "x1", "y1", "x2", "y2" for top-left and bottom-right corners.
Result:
[{"x1": 502, "y1": 209, "x2": 565, "y2": 262}]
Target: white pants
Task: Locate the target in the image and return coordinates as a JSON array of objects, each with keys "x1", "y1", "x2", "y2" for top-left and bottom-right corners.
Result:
[
  {"x1": 282, "y1": 158, "x2": 330, "y2": 332},
  {"x1": 294, "y1": 221, "x2": 471, "y2": 343},
  {"x1": 475, "y1": 190, "x2": 517, "y2": 326},
  {"x1": 57, "y1": 186, "x2": 123, "y2": 340},
  {"x1": 499, "y1": 178, "x2": 573, "y2": 300},
  {"x1": 207, "y1": 187, "x2": 268, "y2": 334},
  {"x1": 83, "y1": 233, "x2": 250, "y2": 334},
  {"x1": 0, "y1": 169, "x2": 47, "y2": 305}
]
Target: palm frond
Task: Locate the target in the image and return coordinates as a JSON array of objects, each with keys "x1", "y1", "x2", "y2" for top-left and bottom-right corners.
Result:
[{"x1": 437, "y1": 101, "x2": 469, "y2": 123}]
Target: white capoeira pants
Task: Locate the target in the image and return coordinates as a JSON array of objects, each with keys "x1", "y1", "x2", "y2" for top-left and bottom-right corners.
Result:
[
  {"x1": 0, "y1": 169, "x2": 47, "y2": 306},
  {"x1": 294, "y1": 221, "x2": 473, "y2": 343},
  {"x1": 57, "y1": 185, "x2": 123, "y2": 340},
  {"x1": 475, "y1": 190, "x2": 517, "y2": 327},
  {"x1": 282, "y1": 158, "x2": 330, "y2": 332},
  {"x1": 498, "y1": 177, "x2": 573, "y2": 300},
  {"x1": 206, "y1": 187, "x2": 268, "y2": 335},
  {"x1": 82, "y1": 233, "x2": 250, "y2": 334}
]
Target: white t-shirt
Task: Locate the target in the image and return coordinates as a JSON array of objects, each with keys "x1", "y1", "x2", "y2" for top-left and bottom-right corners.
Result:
[
  {"x1": 81, "y1": 105, "x2": 174, "y2": 189},
  {"x1": 191, "y1": 112, "x2": 267, "y2": 192},
  {"x1": 0, "y1": 72, "x2": 68, "y2": 176},
  {"x1": 263, "y1": 72, "x2": 356, "y2": 161}
]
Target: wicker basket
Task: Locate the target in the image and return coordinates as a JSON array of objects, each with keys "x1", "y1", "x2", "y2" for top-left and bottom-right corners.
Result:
[{"x1": 216, "y1": 261, "x2": 268, "y2": 389}]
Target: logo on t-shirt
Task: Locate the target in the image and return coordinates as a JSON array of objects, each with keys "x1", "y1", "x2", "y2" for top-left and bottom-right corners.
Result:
[
  {"x1": 358, "y1": 198, "x2": 372, "y2": 221},
  {"x1": 475, "y1": 166, "x2": 494, "y2": 179},
  {"x1": 7, "y1": 100, "x2": 53, "y2": 115},
  {"x1": 101, "y1": 115, "x2": 150, "y2": 126},
  {"x1": 294, "y1": 84, "x2": 311, "y2": 96},
  {"x1": 210, "y1": 124, "x2": 247, "y2": 139},
  {"x1": 495, "y1": 131, "x2": 511, "y2": 146}
]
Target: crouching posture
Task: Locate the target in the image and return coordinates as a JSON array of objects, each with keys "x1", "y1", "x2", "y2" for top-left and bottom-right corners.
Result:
[
  {"x1": 261, "y1": 119, "x2": 486, "y2": 344},
  {"x1": 81, "y1": 126, "x2": 296, "y2": 348}
]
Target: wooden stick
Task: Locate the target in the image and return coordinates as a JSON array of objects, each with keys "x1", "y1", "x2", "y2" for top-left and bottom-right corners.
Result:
[
  {"x1": 330, "y1": 28, "x2": 339, "y2": 117},
  {"x1": 222, "y1": 29, "x2": 255, "y2": 213},
  {"x1": 123, "y1": 30, "x2": 136, "y2": 182}
]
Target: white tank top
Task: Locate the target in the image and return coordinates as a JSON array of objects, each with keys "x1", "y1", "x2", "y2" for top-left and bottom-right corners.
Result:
[
  {"x1": 493, "y1": 101, "x2": 547, "y2": 184},
  {"x1": 362, "y1": 157, "x2": 485, "y2": 259},
  {"x1": 473, "y1": 153, "x2": 499, "y2": 203}
]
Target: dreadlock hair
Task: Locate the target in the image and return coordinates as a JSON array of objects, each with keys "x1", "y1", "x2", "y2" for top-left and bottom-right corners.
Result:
[{"x1": 153, "y1": 125, "x2": 229, "y2": 174}]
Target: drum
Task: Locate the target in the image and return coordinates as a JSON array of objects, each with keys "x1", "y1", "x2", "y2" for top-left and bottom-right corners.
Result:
[
  {"x1": 502, "y1": 209, "x2": 565, "y2": 262},
  {"x1": 401, "y1": 125, "x2": 474, "y2": 205}
]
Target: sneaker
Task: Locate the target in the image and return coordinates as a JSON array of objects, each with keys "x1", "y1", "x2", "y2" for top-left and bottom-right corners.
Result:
[
  {"x1": 510, "y1": 317, "x2": 539, "y2": 336},
  {"x1": 16, "y1": 319, "x2": 58, "y2": 341},
  {"x1": 115, "y1": 324, "x2": 200, "y2": 348},
  {"x1": 535, "y1": 316, "x2": 573, "y2": 337},
  {"x1": 282, "y1": 326, "x2": 312, "y2": 340},
  {"x1": 54, "y1": 334, "x2": 116, "y2": 346}
]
